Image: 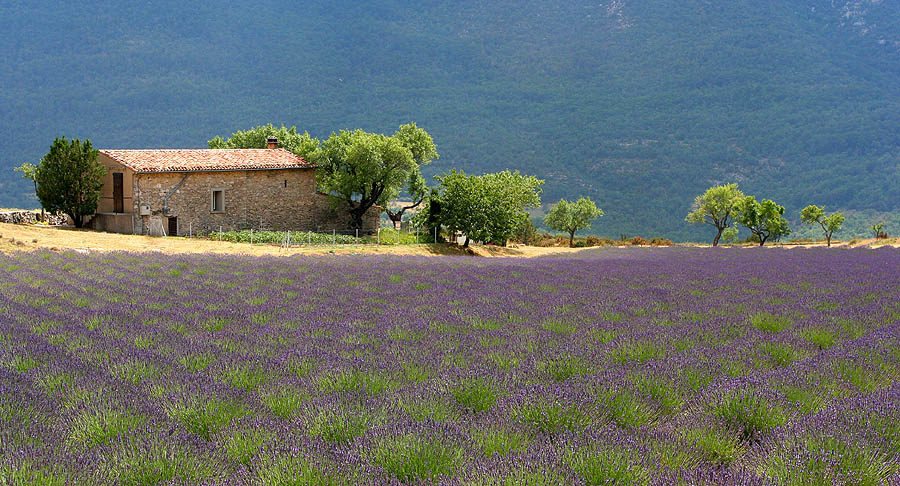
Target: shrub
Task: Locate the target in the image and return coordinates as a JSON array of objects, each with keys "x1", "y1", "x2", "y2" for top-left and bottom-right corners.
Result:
[
  {"x1": 372, "y1": 435, "x2": 463, "y2": 483},
  {"x1": 629, "y1": 237, "x2": 649, "y2": 246}
]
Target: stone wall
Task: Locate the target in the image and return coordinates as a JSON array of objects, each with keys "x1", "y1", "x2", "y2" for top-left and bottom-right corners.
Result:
[
  {"x1": 0, "y1": 211, "x2": 70, "y2": 225},
  {"x1": 132, "y1": 169, "x2": 380, "y2": 236}
]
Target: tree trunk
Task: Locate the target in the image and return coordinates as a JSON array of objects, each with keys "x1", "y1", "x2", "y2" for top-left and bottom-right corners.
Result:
[
  {"x1": 758, "y1": 235, "x2": 767, "y2": 247},
  {"x1": 826, "y1": 235, "x2": 831, "y2": 247},
  {"x1": 462, "y1": 237, "x2": 469, "y2": 248},
  {"x1": 569, "y1": 230, "x2": 575, "y2": 248},
  {"x1": 712, "y1": 226, "x2": 724, "y2": 246},
  {"x1": 72, "y1": 214, "x2": 83, "y2": 228}
]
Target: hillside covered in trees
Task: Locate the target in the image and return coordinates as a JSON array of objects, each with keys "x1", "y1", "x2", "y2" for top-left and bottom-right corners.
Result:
[{"x1": 2, "y1": 0, "x2": 899, "y2": 240}]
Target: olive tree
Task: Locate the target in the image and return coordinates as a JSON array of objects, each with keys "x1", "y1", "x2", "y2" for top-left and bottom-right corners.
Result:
[
  {"x1": 435, "y1": 170, "x2": 543, "y2": 247},
  {"x1": 685, "y1": 183, "x2": 744, "y2": 246},
  {"x1": 34, "y1": 137, "x2": 105, "y2": 228},
  {"x1": 544, "y1": 197, "x2": 604, "y2": 247},
  {"x1": 734, "y1": 196, "x2": 790, "y2": 246},
  {"x1": 316, "y1": 123, "x2": 437, "y2": 231},
  {"x1": 799, "y1": 205, "x2": 844, "y2": 247}
]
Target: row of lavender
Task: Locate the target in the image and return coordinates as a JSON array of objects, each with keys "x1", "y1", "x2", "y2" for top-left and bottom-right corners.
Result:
[{"x1": 1, "y1": 247, "x2": 898, "y2": 485}]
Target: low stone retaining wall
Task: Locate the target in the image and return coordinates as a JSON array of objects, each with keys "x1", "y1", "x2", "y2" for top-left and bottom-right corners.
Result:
[{"x1": 0, "y1": 211, "x2": 70, "y2": 225}]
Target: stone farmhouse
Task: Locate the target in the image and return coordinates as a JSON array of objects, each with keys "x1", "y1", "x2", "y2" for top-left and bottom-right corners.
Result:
[{"x1": 90, "y1": 138, "x2": 380, "y2": 236}]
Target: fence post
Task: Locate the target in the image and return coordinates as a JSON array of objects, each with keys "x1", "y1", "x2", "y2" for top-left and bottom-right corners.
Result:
[
  {"x1": 434, "y1": 227, "x2": 437, "y2": 243},
  {"x1": 250, "y1": 228, "x2": 253, "y2": 246},
  {"x1": 332, "y1": 229, "x2": 336, "y2": 246},
  {"x1": 287, "y1": 231, "x2": 291, "y2": 248},
  {"x1": 377, "y1": 227, "x2": 380, "y2": 245},
  {"x1": 189, "y1": 222, "x2": 192, "y2": 239},
  {"x1": 219, "y1": 226, "x2": 222, "y2": 243},
  {"x1": 415, "y1": 225, "x2": 418, "y2": 244},
  {"x1": 356, "y1": 228, "x2": 359, "y2": 245}
]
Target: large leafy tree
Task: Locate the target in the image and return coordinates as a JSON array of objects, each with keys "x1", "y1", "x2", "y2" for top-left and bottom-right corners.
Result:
[
  {"x1": 685, "y1": 183, "x2": 745, "y2": 246},
  {"x1": 34, "y1": 137, "x2": 105, "y2": 228},
  {"x1": 317, "y1": 123, "x2": 437, "y2": 231},
  {"x1": 544, "y1": 197, "x2": 604, "y2": 247},
  {"x1": 799, "y1": 205, "x2": 844, "y2": 247},
  {"x1": 735, "y1": 196, "x2": 790, "y2": 246},
  {"x1": 435, "y1": 170, "x2": 543, "y2": 247},
  {"x1": 208, "y1": 124, "x2": 319, "y2": 160}
]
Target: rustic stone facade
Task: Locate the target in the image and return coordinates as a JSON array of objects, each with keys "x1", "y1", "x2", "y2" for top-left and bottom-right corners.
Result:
[
  {"x1": 132, "y1": 169, "x2": 380, "y2": 236},
  {"x1": 91, "y1": 151, "x2": 380, "y2": 236}
]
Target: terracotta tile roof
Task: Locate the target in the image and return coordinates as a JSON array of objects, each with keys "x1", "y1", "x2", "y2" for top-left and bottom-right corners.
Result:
[{"x1": 99, "y1": 148, "x2": 314, "y2": 173}]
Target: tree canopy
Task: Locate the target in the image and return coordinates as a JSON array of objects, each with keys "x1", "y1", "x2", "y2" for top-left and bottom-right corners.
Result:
[
  {"x1": 685, "y1": 183, "x2": 745, "y2": 246},
  {"x1": 544, "y1": 197, "x2": 604, "y2": 247},
  {"x1": 316, "y1": 123, "x2": 437, "y2": 230},
  {"x1": 208, "y1": 124, "x2": 319, "y2": 161},
  {"x1": 734, "y1": 196, "x2": 790, "y2": 246},
  {"x1": 800, "y1": 205, "x2": 844, "y2": 247},
  {"x1": 433, "y1": 170, "x2": 543, "y2": 247},
  {"x1": 34, "y1": 137, "x2": 105, "y2": 228}
]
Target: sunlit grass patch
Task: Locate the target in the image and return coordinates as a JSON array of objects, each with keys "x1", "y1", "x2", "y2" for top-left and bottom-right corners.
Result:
[
  {"x1": 541, "y1": 318, "x2": 578, "y2": 336},
  {"x1": 0, "y1": 462, "x2": 67, "y2": 486},
  {"x1": 316, "y1": 369, "x2": 399, "y2": 395},
  {"x1": 7, "y1": 354, "x2": 41, "y2": 373},
  {"x1": 255, "y1": 456, "x2": 349, "y2": 486},
  {"x1": 107, "y1": 441, "x2": 216, "y2": 486},
  {"x1": 566, "y1": 447, "x2": 651, "y2": 486},
  {"x1": 471, "y1": 427, "x2": 530, "y2": 457},
  {"x1": 178, "y1": 352, "x2": 214, "y2": 372},
  {"x1": 835, "y1": 360, "x2": 897, "y2": 392},
  {"x1": 69, "y1": 409, "x2": 147, "y2": 449},
  {"x1": 762, "y1": 435, "x2": 899, "y2": 486},
  {"x1": 607, "y1": 340, "x2": 664, "y2": 364},
  {"x1": 372, "y1": 434, "x2": 463, "y2": 483},
  {"x1": 111, "y1": 361, "x2": 159, "y2": 385},
  {"x1": 538, "y1": 354, "x2": 591, "y2": 382},
  {"x1": 750, "y1": 312, "x2": 793, "y2": 333},
  {"x1": 260, "y1": 389, "x2": 309, "y2": 420},
  {"x1": 167, "y1": 397, "x2": 249, "y2": 441},
  {"x1": 711, "y1": 391, "x2": 786, "y2": 443},
  {"x1": 307, "y1": 407, "x2": 380, "y2": 444},
  {"x1": 400, "y1": 397, "x2": 458, "y2": 423},
  {"x1": 388, "y1": 325, "x2": 426, "y2": 342},
  {"x1": 467, "y1": 469, "x2": 564, "y2": 486},
  {"x1": 598, "y1": 390, "x2": 658, "y2": 428},
  {"x1": 592, "y1": 329, "x2": 619, "y2": 344},
  {"x1": 631, "y1": 375, "x2": 685, "y2": 415},
  {"x1": 36, "y1": 370, "x2": 75, "y2": 395},
  {"x1": 781, "y1": 385, "x2": 827, "y2": 414},
  {"x1": 452, "y1": 378, "x2": 499, "y2": 413},
  {"x1": 221, "y1": 364, "x2": 269, "y2": 392},
  {"x1": 486, "y1": 351, "x2": 521, "y2": 370},
  {"x1": 757, "y1": 342, "x2": 807, "y2": 368},
  {"x1": 683, "y1": 428, "x2": 744, "y2": 466},
  {"x1": 401, "y1": 362, "x2": 430, "y2": 383},
  {"x1": 203, "y1": 317, "x2": 229, "y2": 332},
  {"x1": 801, "y1": 327, "x2": 837, "y2": 350},
  {"x1": 513, "y1": 399, "x2": 590, "y2": 435}
]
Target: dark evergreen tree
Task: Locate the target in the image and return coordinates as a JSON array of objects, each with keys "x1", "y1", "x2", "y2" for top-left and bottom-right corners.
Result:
[{"x1": 34, "y1": 137, "x2": 105, "y2": 228}]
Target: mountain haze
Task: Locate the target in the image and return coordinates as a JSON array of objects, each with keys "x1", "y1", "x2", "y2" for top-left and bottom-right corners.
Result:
[{"x1": 2, "y1": 0, "x2": 898, "y2": 240}]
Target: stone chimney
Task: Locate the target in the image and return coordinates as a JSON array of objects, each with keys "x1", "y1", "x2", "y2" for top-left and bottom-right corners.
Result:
[{"x1": 267, "y1": 136, "x2": 278, "y2": 149}]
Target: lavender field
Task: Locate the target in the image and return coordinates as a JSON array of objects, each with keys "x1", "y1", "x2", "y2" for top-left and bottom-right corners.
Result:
[{"x1": 1, "y1": 247, "x2": 899, "y2": 485}]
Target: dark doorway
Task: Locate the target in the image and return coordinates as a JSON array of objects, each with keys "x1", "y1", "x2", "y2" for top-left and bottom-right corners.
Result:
[
  {"x1": 168, "y1": 217, "x2": 177, "y2": 237},
  {"x1": 113, "y1": 173, "x2": 124, "y2": 213}
]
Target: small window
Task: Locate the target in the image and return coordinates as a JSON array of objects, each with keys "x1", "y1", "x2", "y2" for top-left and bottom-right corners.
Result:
[{"x1": 211, "y1": 190, "x2": 224, "y2": 212}]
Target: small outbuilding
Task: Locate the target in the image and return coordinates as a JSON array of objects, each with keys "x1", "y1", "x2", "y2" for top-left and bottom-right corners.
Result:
[{"x1": 90, "y1": 138, "x2": 380, "y2": 236}]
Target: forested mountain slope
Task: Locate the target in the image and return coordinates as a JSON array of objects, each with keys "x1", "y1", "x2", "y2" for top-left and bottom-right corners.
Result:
[{"x1": 2, "y1": 0, "x2": 898, "y2": 240}]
